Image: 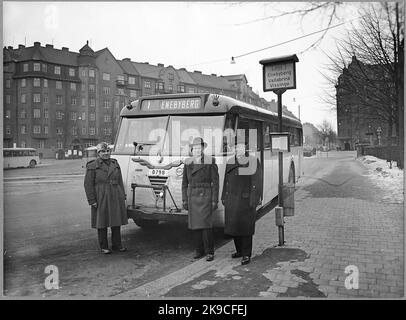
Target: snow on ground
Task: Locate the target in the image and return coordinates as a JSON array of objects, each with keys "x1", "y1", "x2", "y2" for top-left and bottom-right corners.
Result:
[{"x1": 359, "y1": 155, "x2": 404, "y2": 204}]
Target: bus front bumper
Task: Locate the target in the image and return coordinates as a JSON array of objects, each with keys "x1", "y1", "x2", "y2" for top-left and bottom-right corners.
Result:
[{"x1": 127, "y1": 205, "x2": 188, "y2": 223}]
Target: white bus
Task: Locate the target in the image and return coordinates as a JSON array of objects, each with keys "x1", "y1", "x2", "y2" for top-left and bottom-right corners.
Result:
[
  {"x1": 3, "y1": 148, "x2": 40, "y2": 169},
  {"x1": 112, "y1": 93, "x2": 303, "y2": 228}
]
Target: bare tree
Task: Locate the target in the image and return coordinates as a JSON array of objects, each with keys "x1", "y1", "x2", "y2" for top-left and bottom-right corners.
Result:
[{"x1": 318, "y1": 119, "x2": 336, "y2": 149}]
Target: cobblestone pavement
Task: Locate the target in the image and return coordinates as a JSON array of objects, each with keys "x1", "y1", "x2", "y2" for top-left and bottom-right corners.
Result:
[{"x1": 119, "y1": 152, "x2": 403, "y2": 298}]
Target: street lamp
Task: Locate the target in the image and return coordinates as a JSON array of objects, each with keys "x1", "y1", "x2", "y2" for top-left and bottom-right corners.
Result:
[{"x1": 377, "y1": 127, "x2": 382, "y2": 146}]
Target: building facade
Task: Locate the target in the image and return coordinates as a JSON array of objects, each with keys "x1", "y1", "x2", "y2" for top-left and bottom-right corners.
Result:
[{"x1": 3, "y1": 41, "x2": 296, "y2": 157}]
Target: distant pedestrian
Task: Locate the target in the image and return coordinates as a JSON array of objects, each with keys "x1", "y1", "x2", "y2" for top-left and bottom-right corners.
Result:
[
  {"x1": 221, "y1": 139, "x2": 262, "y2": 265},
  {"x1": 182, "y1": 137, "x2": 219, "y2": 262},
  {"x1": 84, "y1": 142, "x2": 128, "y2": 254}
]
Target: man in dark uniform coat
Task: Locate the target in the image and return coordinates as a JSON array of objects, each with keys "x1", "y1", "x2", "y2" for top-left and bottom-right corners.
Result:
[
  {"x1": 182, "y1": 137, "x2": 219, "y2": 261},
  {"x1": 84, "y1": 142, "x2": 128, "y2": 254},
  {"x1": 221, "y1": 140, "x2": 262, "y2": 265}
]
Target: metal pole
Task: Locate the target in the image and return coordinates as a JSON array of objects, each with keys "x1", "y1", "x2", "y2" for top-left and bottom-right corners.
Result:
[{"x1": 277, "y1": 90, "x2": 284, "y2": 246}]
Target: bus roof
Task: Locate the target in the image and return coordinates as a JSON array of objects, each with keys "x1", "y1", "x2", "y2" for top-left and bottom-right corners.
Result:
[{"x1": 120, "y1": 93, "x2": 302, "y2": 128}]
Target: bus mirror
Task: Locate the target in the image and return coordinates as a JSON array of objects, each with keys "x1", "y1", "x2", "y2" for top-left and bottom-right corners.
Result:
[
  {"x1": 126, "y1": 104, "x2": 133, "y2": 110},
  {"x1": 212, "y1": 95, "x2": 220, "y2": 106}
]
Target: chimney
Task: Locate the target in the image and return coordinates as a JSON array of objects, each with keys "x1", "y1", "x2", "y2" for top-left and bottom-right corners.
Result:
[
  {"x1": 123, "y1": 58, "x2": 131, "y2": 61},
  {"x1": 211, "y1": 73, "x2": 217, "y2": 77},
  {"x1": 34, "y1": 41, "x2": 41, "y2": 47},
  {"x1": 157, "y1": 63, "x2": 164, "y2": 67},
  {"x1": 62, "y1": 47, "x2": 69, "y2": 51},
  {"x1": 18, "y1": 45, "x2": 25, "y2": 49},
  {"x1": 8, "y1": 46, "x2": 13, "y2": 50},
  {"x1": 179, "y1": 68, "x2": 186, "y2": 71},
  {"x1": 194, "y1": 70, "x2": 202, "y2": 74},
  {"x1": 46, "y1": 44, "x2": 53, "y2": 48}
]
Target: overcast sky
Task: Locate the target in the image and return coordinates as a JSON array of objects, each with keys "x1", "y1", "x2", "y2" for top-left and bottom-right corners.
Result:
[{"x1": 3, "y1": 1, "x2": 364, "y2": 130}]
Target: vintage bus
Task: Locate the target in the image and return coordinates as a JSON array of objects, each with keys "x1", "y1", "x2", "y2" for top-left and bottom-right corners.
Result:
[
  {"x1": 3, "y1": 147, "x2": 40, "y2": 169},
  {"x1": 112, "y1": 93, "x2": 303, "y2": 228}
]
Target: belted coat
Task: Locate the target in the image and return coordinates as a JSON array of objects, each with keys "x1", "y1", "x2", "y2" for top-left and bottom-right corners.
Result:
[
  {"x1": 221, "y1": 155, "x2": 262, "y2": 236},
  {"x1": 182, "y1": 156, "x2": 219, "y2": 230},
  {"x1": 84, "y1": 158, "x2": 128, "y2": 229}
]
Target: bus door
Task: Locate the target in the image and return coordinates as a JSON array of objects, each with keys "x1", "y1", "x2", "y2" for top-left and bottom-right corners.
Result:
[{"x1": 236, "y1": 117, "x2": 264, "y2": 205}]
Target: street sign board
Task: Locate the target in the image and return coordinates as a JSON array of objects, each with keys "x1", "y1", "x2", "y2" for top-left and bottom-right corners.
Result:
[{"x1": 259, "y1": 55, "x2": 299, "y2": 92}]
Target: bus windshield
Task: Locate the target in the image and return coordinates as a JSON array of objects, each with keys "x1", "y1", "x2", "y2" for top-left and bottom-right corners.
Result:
[{"x1": 114, "y1": 115, "x2": 226, "y2": 156}]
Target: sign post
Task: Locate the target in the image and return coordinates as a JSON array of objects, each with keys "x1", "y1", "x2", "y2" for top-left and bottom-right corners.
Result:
[{"x1": 260, "y1": 54, "x2": 299, "y2": 246}]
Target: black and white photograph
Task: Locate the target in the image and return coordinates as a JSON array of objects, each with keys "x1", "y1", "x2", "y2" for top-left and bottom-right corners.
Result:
[{"x1": 1, "y1": 1, "x2": 404, "y2": 303}]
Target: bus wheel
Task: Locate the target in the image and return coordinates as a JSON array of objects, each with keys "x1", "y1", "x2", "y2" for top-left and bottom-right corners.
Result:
[
  {"x1": 29, "y1": 160, "x2": 37, "y2": 168},
  {"x1": 133, "y1": 219, "x2": 159, "y2": 229}
]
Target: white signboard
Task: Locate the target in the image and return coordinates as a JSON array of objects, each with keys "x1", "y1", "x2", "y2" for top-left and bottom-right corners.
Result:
[
  {"x1": 271, "y1": 136, "x2": 289, "y2": 152},
  {"x1": 264, "y1": 62, "x2": 296, "y2": 91}
]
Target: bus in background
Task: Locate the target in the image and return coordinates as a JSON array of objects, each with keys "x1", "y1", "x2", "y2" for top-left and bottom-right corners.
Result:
[
  {"x1": 113, "y1": 93, "x2": 303, "y2": 229},
  {"x1": 3, "y1": 148, "x2": 40, "y2": 169},
  {"x1": 82, "y1": 145, "x2": 115, "y2": 168}
]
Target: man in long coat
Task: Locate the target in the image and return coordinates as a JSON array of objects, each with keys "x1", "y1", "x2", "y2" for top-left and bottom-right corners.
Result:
[
  {"x1": 84, "y1": 142, "x2": 128, "y2": 254},
  {"x1": 221, "y1": 141, "x2": 262, "y2": 265},
  {"x1": 182, "y1": 137, "x2": 219, "y2": 261}
]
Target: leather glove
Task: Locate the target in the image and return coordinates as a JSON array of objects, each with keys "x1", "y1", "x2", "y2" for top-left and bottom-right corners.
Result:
[
  {"x1": 91, "y1": 202, "x2": 97, "y2": 209},
  {"x1": 182, "y1": 201, "x2": 188, "y2": 210},
  {"x1": 212, "y1": 202, "x2": 218, "y2": 211}
]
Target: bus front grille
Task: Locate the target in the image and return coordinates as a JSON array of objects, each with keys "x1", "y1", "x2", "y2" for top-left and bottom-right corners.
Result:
[{"x1": 148, "y1": 176, "x2": 168, "y2": 197}]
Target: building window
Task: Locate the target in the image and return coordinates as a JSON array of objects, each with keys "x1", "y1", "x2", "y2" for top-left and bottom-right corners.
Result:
[
  {"x1": 54, "y1": 66, "x2": 61, "y2": 75},
  {"x1": 117, "y1": 75, "x2": 125, "y2": 84},
  {"x1": 81, "y1": 112, "x2": 86, "y2": 121},
  {"x1": 70, "y1": 83, "x2": 76, "y2": 91},
  {"x1": 70, "y1": 112, "x2": 77, "y2": 121},
  {"x1": 6, "y1": 95, "x2": 11, "y2": 104},
  {"x1": 21, "y1": 141, "x2": 26, "y2": 148},
  {"x1": 130, "y1": 90, "x2": 137, "y2": 98},
  {"x1": 56, "y1": 81, "x2": 62, "y2": 89},
  {"x1": 168, "y1": 73, "x2": 174, "y2": 80},
  {"x1": 104, "y1": 115, "x2": 111, "y2": 122},
  {"x1": 33, "y1": 125, "x2": 41, "y2": 134},
  {"x1": 69, "y1": 68, "x2": 75, "y2": 77},
  {"x1": 56, "y1": 111, "x2": 63, "y2": 120},
  {"x1": 21, "y1": 94, "x2": 26, "y2": 103},
  {"x1": 44, "y1": 109, "x2": 49, "y2": 119},
  {"x1": 104, "y1": 100, "x2": 110, "y2": 108},
  {"x1": 104, "y1": 128, "x2": 111, "y2": 135},
  {"x1": 168, "y1": 84, "x2": 173, "y2": 92},
  {"x1": 155, "y1": 82, "x2": 164, "y2": 90},
  {"x1": 38, "y1": 141, "x2": 45, "y2": 149},
  {"x1": 81, "y1": 98, "x2": 86, "y2": 106},
  {"x1": 21, "y1": 125, "x2": 27, "y2": 134},
  {"x1": 42, "y1": 64, "x2": 47, "y2": 72},
  {"x1": 82, "y1": 127, "x2": 87, "y2": 135},
  {"x1": 177, "y1": 85, "x2": 185, "y2": 93},
  {"x1": 57, "y1": 141, "x2": 63, "y2": 149},
  {"x1": 5, "y1": 79, "x2": 11, "y2": 88},
  {"x1": 89, "y1": 84, "x2": 95, "y2": 92},
  {"x1": 6, "y1": 126, "x2": 11, "y2": 135},
  {"x1": 23, "y1": 63, "x2": 29, "y2": 72},
  {"x1": 117, "y1": 88, "x2": 124, "y2": 95},
  {"x1": 128, "y1": 76, "x2": 136, "y2": 85},
  {"x1": 43, "y1": 94, "x2": 48, "y2": 103},
  {"x1": 103, "y1": 87, "x2": 110, "y2": 95},
  {"x1": 144, "y1": 81, "x2": 151, "y2": 89},
  {"x1": 90, "y1": 98, "x2": 95, "y2": 107},
  {"x1": 21, "y1": 79, "x2": 26, "y2": 87},
  {"x1": 20, "y1": 110, "x2": 26, "y2": 118},
  {"x1": 56, "y1": 127, "x2": 63, "y2": 135},
  {"x1": 81, "y1": 69, "x2": 86, "y2": 77},
  {"x1": 103, "y1": 73, "x2": 110, "y2": 81},
  {"x1": 33, "y1": 109, "x2": 41, "y2": 118},
  {"x1": 89, "y1": 127, "x2": 96, "y2": 135},
  {"x1": 44, "y1": 126, "x2": 49, "y2": 134},
  {"x1": 44, "y1": 79, "x2": 48, "y2": 88},
  {"x1": 5, "y1": 110, "x2": 11, "y2": 119},
  {"x1": 33, "y1": 93, "x2": 41, "y2": 103},
  {"x1": 81, "y1": 84, "x2": 86, "y2": 92},
  {"x1": 90, "y1": 113, "x2": 96, "y2": 121},
  {"x1": 72, "y1": 127, "x2": 77, "y2": 136},
  {"x1": 33, "y1": 78, "x2": 41, "y2": 87},
  {"x1": 89, "y1": 69, "x2": 95, "y2": 77},
  {"x1": 56, "y1": 95, "x2": 63, "y2": 104},
  {"x1": 33, "y1": 63, "x2": 41, "y2": 71},
  {"x1": 71, "y1": 96, "x2": 77, "y2": 105},
  {"x1": 187, "y1": 88, "x2": 195, "y2": 93}
]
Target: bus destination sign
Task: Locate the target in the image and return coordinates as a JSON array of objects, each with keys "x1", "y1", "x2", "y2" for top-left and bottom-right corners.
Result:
[{"x1": 141, "y1": 98, "x2": 202, "y2": 111}]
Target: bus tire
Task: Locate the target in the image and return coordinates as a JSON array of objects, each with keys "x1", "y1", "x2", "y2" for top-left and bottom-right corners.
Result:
[
  {"x1": 29, "y1": 160, "x2": 37, "y2": 168},
  {"x1": 133, "y1": 218, "x2": 159, "y2": 229}
]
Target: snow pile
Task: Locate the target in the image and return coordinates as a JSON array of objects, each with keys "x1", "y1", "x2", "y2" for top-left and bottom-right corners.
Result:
[{"x1": 360, "y1": 155, "x2": 404, "y2": 204}]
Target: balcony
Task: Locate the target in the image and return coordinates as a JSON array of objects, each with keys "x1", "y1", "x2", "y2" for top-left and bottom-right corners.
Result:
[{"x1": 116, "y1": 80, "x2": 127, "y2": 87}]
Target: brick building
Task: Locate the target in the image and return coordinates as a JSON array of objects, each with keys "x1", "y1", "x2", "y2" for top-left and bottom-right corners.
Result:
[{"x1": 3, "y1": 41, "x2": 292, "y2": 157}]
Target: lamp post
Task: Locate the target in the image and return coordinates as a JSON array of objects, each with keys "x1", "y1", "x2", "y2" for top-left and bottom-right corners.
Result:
[{"x1": 377, "y1": 127, "x2": 382, "y2": 146}]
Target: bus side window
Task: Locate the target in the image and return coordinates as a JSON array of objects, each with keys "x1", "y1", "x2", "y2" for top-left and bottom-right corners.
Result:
[
  {"x1": 4, "y1": 151, "x2": 11, "y2": 157},
  {"x1": 264, "y1": 123, "x2": 271, "y2": 150},
  {"x1": 223, "y1": 114, "x2": 236, "y2": 153},
  {"x1": 23, "y1": 150, "x2": 30, "y2": 156}
]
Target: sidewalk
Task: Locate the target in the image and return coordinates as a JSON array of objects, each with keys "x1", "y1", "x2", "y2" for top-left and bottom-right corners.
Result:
[{"x1": 117, "y1": 157, "x2": 403, "y2": 299}]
